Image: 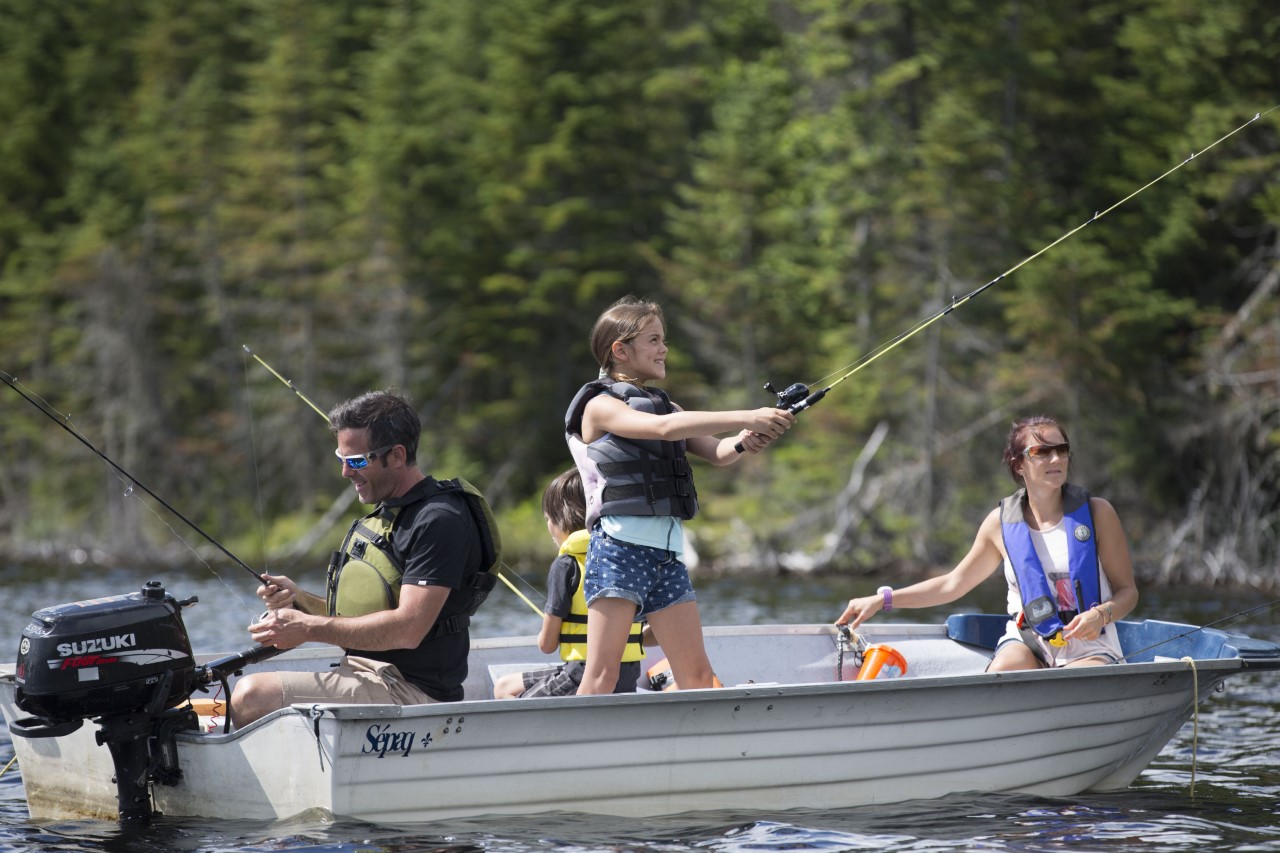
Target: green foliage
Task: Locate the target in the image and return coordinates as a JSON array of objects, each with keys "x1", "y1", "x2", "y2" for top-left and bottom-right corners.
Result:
[{"x1": 1, "y1": 0, "x2": 1278, "y2": 584}]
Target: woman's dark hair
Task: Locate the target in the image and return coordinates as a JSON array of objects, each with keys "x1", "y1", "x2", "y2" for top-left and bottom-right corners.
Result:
[
  {"x1": 1002, "y1": 415, "x2": 1070, "y2": 486},
  {"x1": 542, "y1": 468, "x2": 586, "y2": 533}
]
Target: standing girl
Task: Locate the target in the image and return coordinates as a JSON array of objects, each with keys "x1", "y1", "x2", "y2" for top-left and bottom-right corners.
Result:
[{"x1": 565, "y1": 296, "x2": 796, "y2": 694}]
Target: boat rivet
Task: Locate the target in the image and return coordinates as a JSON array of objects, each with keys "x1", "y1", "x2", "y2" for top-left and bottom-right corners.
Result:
[
  {"x1": 767, "y1": 705, "x2": 773, "y2": 711},
  {"x1": 454, "y1": 726, "x2": 461, "y2": 733},
  {"x1": 734, "y1": 705, "x2": 741, "y2": 711}
]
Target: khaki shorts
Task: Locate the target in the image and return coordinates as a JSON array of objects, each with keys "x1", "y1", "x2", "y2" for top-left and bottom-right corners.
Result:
[{"x1": 275, "y1": 655, "x2": 438, "y2": 707}]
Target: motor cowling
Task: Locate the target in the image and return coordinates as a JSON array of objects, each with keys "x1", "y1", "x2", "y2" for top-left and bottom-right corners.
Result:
[{"x1": 14, "y1": 580, "x2": 198, "y2": 724}]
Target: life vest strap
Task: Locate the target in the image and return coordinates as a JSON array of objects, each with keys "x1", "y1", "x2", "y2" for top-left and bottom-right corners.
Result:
[
  {"x1": 597, "y1": 458, "x2": 692, "y2": 478},
  {"x1": 602, "y1": 478, "x2": 696, "y2": 504},
  {"x1": 427, "y1": 613, "x2": 470, "y2": 639},
  {"x1": 1015, "y1": 607, "x2": 1080, "y2": 666},
  {"x1": 558, "y1": 627, "x2": 644, "y2": 645}
]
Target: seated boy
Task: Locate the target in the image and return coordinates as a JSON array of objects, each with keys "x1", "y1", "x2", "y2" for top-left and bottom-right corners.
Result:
[{"x1": 494, "y1": 468, "x2": 644, "y2": 697}]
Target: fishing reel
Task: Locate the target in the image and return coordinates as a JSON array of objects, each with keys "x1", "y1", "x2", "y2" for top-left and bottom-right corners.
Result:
[
  {"x1": 733, "y1": 380, "x2": 828, "y2": 453},
  {"x1": 764, "y1": 381, "x2": 811, "y2": 411},
  {"x1": 762, "y1": 380, "x2": 827, "y2": 415}
]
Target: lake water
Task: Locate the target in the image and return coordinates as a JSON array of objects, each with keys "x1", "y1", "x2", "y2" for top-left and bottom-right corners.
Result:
[{"x1": 0, "y1": 562, "x2": 1277, "y2": 852}]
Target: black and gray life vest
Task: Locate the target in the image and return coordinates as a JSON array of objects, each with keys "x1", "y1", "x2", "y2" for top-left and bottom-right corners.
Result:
[{"x1": 565, "y1": 379, "x2": 698, "y2": 528}]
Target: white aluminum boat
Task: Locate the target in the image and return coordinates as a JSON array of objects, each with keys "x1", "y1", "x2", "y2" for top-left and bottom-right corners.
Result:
[{"x1": 2, "y1": 590, "x2": 1277, "y2": 825}]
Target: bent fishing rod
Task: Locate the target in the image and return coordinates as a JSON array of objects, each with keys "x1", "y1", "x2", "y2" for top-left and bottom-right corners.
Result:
[
  {"x1": 243, "y1": 346, "x2": 546, "y2": 618},
  {"x1": 0, "y1": 368, "x2": 269, "y2": 587},
  {"x1": 737, "y1": 106, "x2": 1278, "y2": 453}
]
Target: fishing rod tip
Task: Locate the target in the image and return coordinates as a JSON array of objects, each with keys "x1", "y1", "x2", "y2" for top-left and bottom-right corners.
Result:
[{"x1": 241, "y1": 344, "x2": 253, "y2": 354}]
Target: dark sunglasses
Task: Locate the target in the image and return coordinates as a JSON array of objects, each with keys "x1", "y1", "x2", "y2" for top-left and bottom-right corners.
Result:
[
  {"x1": 1023, "y1": 442, "x2": 1070, "y2": 461},
  {"x1": 335, "y1": 445, "x2": 395, "y2": 470}
]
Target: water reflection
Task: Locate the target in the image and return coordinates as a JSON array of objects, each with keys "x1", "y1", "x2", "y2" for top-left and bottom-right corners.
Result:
[{"x1": 2, "y1": 564, "x2": 1280, "y2": 852}]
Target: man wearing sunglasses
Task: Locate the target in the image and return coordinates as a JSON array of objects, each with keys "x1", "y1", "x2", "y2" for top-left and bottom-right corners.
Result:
[{"x1": 229, "y1": 390, "x2": 496, "y2": 727}]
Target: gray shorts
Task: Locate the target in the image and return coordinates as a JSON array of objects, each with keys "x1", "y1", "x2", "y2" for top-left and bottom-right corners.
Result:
[{"x1": 520, "y1": 660, "x2": 642, "y2": 697}]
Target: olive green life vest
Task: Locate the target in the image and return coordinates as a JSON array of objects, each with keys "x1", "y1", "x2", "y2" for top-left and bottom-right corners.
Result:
[{"x1": 326, "y1": 478, "x2": 502, "y2": 632}]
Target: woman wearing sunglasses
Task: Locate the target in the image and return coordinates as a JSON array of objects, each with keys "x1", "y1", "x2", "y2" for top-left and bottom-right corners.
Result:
[{"x1": 835, "y1": 415, "x2": 1138, "y2": 670}]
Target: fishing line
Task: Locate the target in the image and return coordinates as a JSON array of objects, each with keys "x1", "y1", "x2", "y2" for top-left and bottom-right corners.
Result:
[
  {"x1": 240, "y1": 355, "x2": 273, "y2": 576},
  {"x1": 0, "y1": 368, "x2": 270, "y2": 593},
  {"x1": 243, "y1": 346, "x2": 547, "y2": 618},
  {"x1": 1120, "y1": 595, "x2": 1280, "y2": 663},
  {"x1": 739, "y1": 106, "x2": 1279, "y2": 450}
]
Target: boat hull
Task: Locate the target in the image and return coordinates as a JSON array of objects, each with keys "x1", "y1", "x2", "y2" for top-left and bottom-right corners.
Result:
[{"x1": 0, "y1": 619, "x2": 1269, "y2": 823}]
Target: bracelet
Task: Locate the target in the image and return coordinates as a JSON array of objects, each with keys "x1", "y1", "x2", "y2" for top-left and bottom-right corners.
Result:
[{"x1": 877, "y1": 586, "x2": 893, "y2": 613}]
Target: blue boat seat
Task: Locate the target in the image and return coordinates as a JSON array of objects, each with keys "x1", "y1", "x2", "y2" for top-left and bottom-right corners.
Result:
[{"x1": 945, "y1": 613, "x2": 1007, "y2": 651}]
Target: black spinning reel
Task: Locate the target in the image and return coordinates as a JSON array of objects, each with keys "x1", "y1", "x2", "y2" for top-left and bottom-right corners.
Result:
[
  {"x1": 734, "y1": 380, "x2": 829, "y2": 453},
  {"x1": 765, "y1": 381, "x2": 812, "y2": 411}
]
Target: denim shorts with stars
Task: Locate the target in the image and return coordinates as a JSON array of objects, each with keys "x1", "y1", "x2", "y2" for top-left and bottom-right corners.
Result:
[{"x1": 585, "y1": 528, "x2": 696, "y2": 618}]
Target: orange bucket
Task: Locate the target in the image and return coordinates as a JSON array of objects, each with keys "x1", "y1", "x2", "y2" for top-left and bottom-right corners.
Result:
[{"x1": 855, "y1": 643, "x2": 907, "y2": 680}]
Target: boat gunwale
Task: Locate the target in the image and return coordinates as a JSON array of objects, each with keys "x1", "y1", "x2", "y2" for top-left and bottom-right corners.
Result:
[{"x1": 176, "y1": 643, "x2": 1245, "y2": 740}]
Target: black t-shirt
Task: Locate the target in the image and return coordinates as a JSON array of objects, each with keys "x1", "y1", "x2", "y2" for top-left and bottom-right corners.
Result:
[
  {"x1": 544, "y1": 554, "x2": 579, "y2": 618},
  {"x1": 346, "y1": 477, "x2": 481, "y2": 702}
]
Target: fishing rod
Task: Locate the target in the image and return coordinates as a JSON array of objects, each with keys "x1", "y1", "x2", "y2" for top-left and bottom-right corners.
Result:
[
  {"x1": 242, "y1": 345, "x2": 330, "y2": 422},
  {"x1": 1120, "y1": 596, "x2": 1280, "y2": 665},
  {"x1": 243, "y1": 346, "x2": 546, "y2": 618},
  {"x1": 737, "y1": 106, "x2": 1278, "y2": 453},
  {"x1": 0, "y1": 368, "x2": 269, "y2": 586}
]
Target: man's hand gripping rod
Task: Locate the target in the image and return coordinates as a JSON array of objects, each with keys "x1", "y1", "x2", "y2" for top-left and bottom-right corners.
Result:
[{"x1": 734, "y1": 381, "x2": 828, "y2": 453}]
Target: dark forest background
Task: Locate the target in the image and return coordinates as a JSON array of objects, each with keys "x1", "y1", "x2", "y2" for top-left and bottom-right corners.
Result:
[{"x1": 1, "y1": 0, "x2": 1278, "y2": 591}]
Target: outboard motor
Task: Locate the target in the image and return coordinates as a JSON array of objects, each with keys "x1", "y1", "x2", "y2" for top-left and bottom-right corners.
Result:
[
  {"x1": 10, "y1": 581, "x2": 201, "y2": 824},
  {"x1": 8, "y1": 581, "x2": 285, "y2": 824}
]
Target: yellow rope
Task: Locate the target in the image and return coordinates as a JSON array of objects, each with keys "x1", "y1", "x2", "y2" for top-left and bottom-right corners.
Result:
[
  {"x1": 497, "y1": 566, "x2": 544, "y2": 618},
  {"x1": 1180, "y1": 656, "x2": 1199, "y2": 797},
  {"x1": 0, "y1": 754, "x2": 16, "y2": 778}
]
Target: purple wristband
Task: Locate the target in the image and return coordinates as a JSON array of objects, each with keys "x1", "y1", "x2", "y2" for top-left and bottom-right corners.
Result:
[{"x1": 878, "y1": 585, "x2": 893, "y2": 612}]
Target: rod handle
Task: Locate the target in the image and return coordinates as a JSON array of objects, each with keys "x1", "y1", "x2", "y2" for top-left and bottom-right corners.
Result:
[{"x1": 734, "y1": 388, "x2": 827, "y2": 453}]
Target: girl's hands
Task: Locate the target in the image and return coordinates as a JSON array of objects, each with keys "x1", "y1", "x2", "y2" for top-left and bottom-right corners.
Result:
[{"x1": 745, "y1": 407, "x2": 796, "y2": 439}]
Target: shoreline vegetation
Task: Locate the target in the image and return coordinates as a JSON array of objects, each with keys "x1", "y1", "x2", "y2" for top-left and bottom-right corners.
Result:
[{"x1": 1, "y1": 2, "x2": 1277, "y2": 591}]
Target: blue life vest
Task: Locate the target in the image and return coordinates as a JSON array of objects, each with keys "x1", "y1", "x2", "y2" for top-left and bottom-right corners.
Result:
[{"x1": 999, "y1": 483, "x2": 1101, "y2": 639}]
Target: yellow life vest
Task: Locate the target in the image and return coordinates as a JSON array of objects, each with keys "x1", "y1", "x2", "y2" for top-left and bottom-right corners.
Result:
[
  {"x1": 326, "y1": 478, "x2": 502, "y2": 623},
  {"x1": 327, "y1": 504, "x2": 402, "y2": 618},
  {"x1": 557, "y1": 529, "x2": 644, "y2": 662}
]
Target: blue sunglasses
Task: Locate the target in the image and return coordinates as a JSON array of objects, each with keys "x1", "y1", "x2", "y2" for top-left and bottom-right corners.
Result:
[{"x1": 335, "y1": 445, "x2": 395, "y2": 470}]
